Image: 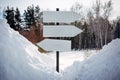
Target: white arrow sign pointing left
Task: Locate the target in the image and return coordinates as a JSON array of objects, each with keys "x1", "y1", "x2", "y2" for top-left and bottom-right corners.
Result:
[
  {"x1": 37, "y1": 39, "x2": 71, "y2": 51},
  {"x1": 43, "y1": 25, "x2": 82, "y2": 37},
  {"x1": 43, "y1": 11, "x2": 80, "y2": 23}
]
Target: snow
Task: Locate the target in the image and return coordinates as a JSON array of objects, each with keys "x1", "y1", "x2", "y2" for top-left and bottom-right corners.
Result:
[
  {"x1": 48, "y1": 50, "x2": 98, "y2": 71},
  {"x1": 0, "y1": 18, "x2": 120, "y2": 80},
  {"x1": 0, "y1": 19, "x2": 61, "y2": 80},
  {"x1": 0, "y1": 8, "x2": 2, "y2": 19},
  {"x1": 62, "y1": 39, "x2": 120, "y2": 80}
]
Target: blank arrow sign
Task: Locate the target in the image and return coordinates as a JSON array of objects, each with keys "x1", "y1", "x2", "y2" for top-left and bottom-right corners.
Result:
[
  {"x1": 37, "y1": 39, "x2": 71, "y2": 51},
  {"x1": 43, "y1": 25, "x2": 82, "y2": 37},
  {"x1": 43, "y1": 11, "x2": 80, "y2": 23}
]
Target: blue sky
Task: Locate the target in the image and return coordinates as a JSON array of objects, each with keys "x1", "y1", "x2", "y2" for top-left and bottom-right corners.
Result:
[{"x1": 0, "y1": 0, "x2": 120, "y2": 19}]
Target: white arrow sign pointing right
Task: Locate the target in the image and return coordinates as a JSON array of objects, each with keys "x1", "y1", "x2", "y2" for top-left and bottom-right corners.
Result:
[{"x1": 43, "y1": 25, "x2": 82, "y2": 37}]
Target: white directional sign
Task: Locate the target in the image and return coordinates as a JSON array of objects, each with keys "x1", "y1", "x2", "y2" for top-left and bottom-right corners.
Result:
[
  {"x1": 43, "y1": 25, "x2": 82, "y2": 37},
  {"x1": 43, "y1": 11, "x2": 80, "y2": 23},
  {"x1": 37, "y1": 10, "x2": 82, "y2": 52},
  {"x1": 39, "y1": 10, "x2": 82, "y2": 72},
  {"x1": 37, "y1": 39, "x2": 71, "y2": 51}
]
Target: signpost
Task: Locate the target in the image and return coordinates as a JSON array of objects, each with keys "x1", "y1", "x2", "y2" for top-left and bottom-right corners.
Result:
[{"x1": 37, "y1": 8, "x2": 82, "y2": 72}]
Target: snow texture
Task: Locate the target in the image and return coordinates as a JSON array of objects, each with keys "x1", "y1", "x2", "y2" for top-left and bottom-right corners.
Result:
[
  {"x1": 0, "y1": 19, "x2": 61, "y2": 80},
  {"x1": 0, "y1": 18, "x2": 120, "y2": 80},
  {"x1": 62, "y1": 39, "x2": 120, "y2": 80}
]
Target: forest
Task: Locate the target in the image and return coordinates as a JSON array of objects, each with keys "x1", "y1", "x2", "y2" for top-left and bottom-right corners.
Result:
[{"x1": 2, "y1": 0, "x2": 120, "y2": 50}]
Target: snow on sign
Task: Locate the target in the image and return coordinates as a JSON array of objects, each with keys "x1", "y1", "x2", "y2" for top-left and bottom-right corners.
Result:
[
  {"x1": 37, "y1": 10, "x2": 82, "y2": 52},
  {"x1": 43, "y1": 11, "x2": 80, "y2": 23},
  {"x1": 43, "y1": 25, "x2": 82, "y2": 37},
  {"x1": 38, "y1": 10, "x2": 82, "y2": 72},
  {"x1": 37, "y1": 39, "x2": 71, "y2": 51}
]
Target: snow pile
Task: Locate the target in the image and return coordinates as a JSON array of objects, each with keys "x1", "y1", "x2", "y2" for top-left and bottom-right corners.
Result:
[
  {"x1": 62, "y1": 39, "x2": 120, "y2": 80},
  {"x1": 1, "y1": 18, "x2": 120, "y2": 80},
  {"x1": 0, "y1": 19, "x2": 60, "y2": 80}
]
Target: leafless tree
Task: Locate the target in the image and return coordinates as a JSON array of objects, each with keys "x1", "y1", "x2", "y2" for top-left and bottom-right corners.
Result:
[
  {"x1": 70, "y1": 2, "x2": 83, "y2": 49},
  {"x1": 102, "y1": 0, "x2": 112, "y2": 44},
  {"x1": 87, "y1": 0, "x2": 112, "y2": 48},
  {"x1": 71, "y1": 2, "x2": 82, "y2": 14}
]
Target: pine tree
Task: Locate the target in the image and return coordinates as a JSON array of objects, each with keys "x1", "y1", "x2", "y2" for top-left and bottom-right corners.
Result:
[
  {"x1": 31, "y1": 5, "x2": 35, "y2": 24},
  {"x1": 23, "y1": 8, "x2": 31, "y2": 28},
  {"x1": 23, "y1": 5, "x2": 36, "y2": 28},
  {"x1": 15, "y1": 8, "x2": 21, "y2": 30},
  {"x1": 5, "y1": 6, "x2": 16, "y2": 30},
  {"x1": 23, "y1": 10, "x2": 28, "y2": 28},
  {"x1": 34, "y1": 5, "x2": 41, "y2": 22}
]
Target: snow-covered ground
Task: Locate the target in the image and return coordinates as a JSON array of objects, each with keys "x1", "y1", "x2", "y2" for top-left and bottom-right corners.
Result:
[
  {"x1": 48, "y1": 50, "x2": 98, "y2": 71},
  {"x1": 62, "y1": 39, "x2": 120, "y2": 80},
  {"x1": 0, "y1": 19, "x2": 120, "y2": 80},
  {"x1": 0, "y1": 19, "x2": 61, "y2": 80}
]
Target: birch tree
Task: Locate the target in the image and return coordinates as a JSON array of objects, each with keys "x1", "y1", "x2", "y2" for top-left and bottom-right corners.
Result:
[
  {"x1": 71, "y1": 2, "x2": 82, "y2": 14},
  {"x1": 70, "y1": 2, "x2": 83, "y2": 49},
  {"x1": 87, "y1": 0, "x2": 112, "y2": 48},
  {"x1": 92, "y1": 0, "x2": 102, "y2": 48},
  {"x1": 102, "y1": 0, "x2": 112, "y2": 44}
]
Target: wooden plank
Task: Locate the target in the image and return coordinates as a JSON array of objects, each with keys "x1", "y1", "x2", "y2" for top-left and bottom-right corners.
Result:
[
  {"x1": 43, "y1": 25, "x2": 82, "y2": 37},
  {"x1": 43, "y1": 11, "x2": 80, "y2": 23},
  {"x1": 37, "y1": 39, "x2": 71, "y2": 51}
]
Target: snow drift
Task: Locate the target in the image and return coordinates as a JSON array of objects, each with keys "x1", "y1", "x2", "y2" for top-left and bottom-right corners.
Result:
[
  {"x1": 1, "y1": 18, "x2": 120, "y2": 80},
  {"x1": 0, "y1": 19, "x2": 60, "y2": 80},
  {"x1": 62, "y1": 39, "x2": 120, "y2": 80}
]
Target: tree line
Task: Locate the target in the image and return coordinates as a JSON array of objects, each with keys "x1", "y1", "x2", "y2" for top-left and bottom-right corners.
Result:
[
  {"x1": 71, "y1": 0, "x2": 120, "y2": 50},
  {"x1": 2, "y1": 0, "x2": 120, "y2": 50},
  {"x1": 3, "y1": 5, "x2": 41, "y2": 31}
]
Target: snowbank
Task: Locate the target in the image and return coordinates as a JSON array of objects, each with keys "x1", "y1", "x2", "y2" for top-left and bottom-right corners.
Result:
[
  {"x1": 62, "y1": 39, "x2": 120, "y2": 80},
  {"x1": 0, "y1": 19, "x2": 61, "y2": 80},
  {"x1": 48, "y1": 50, "x2": 98, "y2": 71},
  {"x1": 1, "y1": 18, "x2": 120, "y2": 80}
]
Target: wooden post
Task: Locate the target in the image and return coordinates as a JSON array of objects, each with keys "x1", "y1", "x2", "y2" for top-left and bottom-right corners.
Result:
[
  {"x1": 56, "y1": 51, "x2": 59, "y2": 72},
  {"x1": 56, "y1": 8, "x2": 59, "y2": 72}
]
